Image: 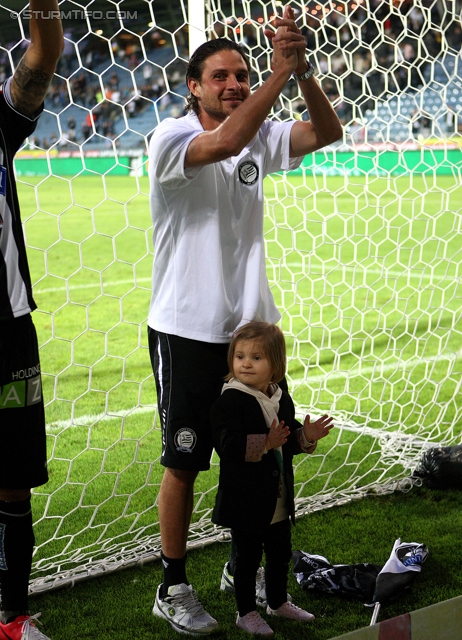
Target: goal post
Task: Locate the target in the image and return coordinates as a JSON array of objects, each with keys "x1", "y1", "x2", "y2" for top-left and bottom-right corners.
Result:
[
  {"x1": 188, "y1": 0, "x2": 206, "y2": 54},
  {"x1": 1, "y1": 0, "x2": 461, "y2": 594}
]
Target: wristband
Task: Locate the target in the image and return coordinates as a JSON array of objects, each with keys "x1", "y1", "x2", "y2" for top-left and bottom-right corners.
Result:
[{"x1": 294, "y1": 62, "x2": 315, "y2": 82}]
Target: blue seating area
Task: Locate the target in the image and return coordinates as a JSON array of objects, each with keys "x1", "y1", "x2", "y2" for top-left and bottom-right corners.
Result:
[
  {"x1": 29, "y1": 44, "x2": 462, "y2": 152},
  {"x1": 31, "y1": 47, "x2": 188, "y2": 152},
  {"x1": 361, "y1": 51, "x2": 462, "y2": 144}
]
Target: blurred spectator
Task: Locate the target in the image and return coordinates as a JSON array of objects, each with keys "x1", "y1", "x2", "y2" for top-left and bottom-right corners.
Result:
[
  {"x1": 81, "y1": 120, "x2": 90, "y2": 140},
  {"x1": 127, "y1": 53, "x2": 140, "y2": 70},
  {"x1": 408, "y1": 6, "x2": 424, "y2": 33},
  {"x1": 110, "y1": 88, "x2": 121, "y2": 104},
  {"x1": 100, "y1": 118, "x2": 115, "y2": 138},
  {"x1": 67, "y1": 115, "x2": 76, "y2": 141},
  {"x1": 58, "y1": 131, "x2": 70, "y2": 148},
  {"x1": 159, "y1": 93, "x2": 172, "y2": 112},
  {"x1": 108, "y1": 72, "x2": 120, "y2": 91},
  {"x1": 84, "y1": 50, "x2": 93, "y2": 70},
  {"x1": 28, "y1": 136, "x2": 40, "y2": 150},
  {"x1": 71, "y1": 72, "x2": 87, "y2": 105},
  {"x1": 86, "y1": 111, "x2": 97, "y2": 130},
  {"x1": 127, "y1": 88, "x2": 142, "y2": 117},
  {"x1": 81, "y1": 111, "x2": 96, "y2": 141},
  {"x1": 49, "y1": 82, "x2": 67, "y2": 109},
  {"x1": 86, "y1": 84, "x2": 100, "y2": 108},
  {"x1": 169, "y1": 103, "x2": 182, "y2": 118},
  {"x1": 143, "y1": 63, "x2": 153, "y2": 83},
  {"x1": 446, "y1": 105, "x2": 461, "y2": 135}
]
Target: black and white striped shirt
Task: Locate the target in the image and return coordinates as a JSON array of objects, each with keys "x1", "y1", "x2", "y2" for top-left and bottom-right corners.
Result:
[{"x1": 0, "y1": 78, "x2": 42, "y2": 321}]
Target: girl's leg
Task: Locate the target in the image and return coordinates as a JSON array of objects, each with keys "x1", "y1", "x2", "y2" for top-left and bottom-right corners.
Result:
[
  {"x1": 264, "y1": 518, "x2": 292, "y2": 610},
  {"x1": 227, "y1": 534, "x2": 238, "y2": 575},
  {"x1": 232, "y1": 528, "x2": 263, "y2": 616}
]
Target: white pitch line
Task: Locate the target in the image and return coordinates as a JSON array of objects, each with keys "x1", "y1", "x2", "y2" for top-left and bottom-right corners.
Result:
[
  {"x1": 290, "y1": 349, "x2": 462, "y2": 386},
  {"x1": 35, "y1": 277, "x2": 152, "y2": 294},
  {"x1": 280, "y1": 263, "x2": 460, "y2": 283},
  {"x1": 46, "y1": 404, "x2": 156, "y2": 432},
  {"x1": 34, "y1": 264, "x2": 460, "y2": 295},
  {"x1": 46, "y1": 350, "x2": 462, "y2": 432}
]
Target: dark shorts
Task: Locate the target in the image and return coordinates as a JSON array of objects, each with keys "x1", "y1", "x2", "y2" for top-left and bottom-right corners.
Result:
[
  {"x1": 0, "y1": 314, "x2": 48, "y2": 489},
  {"x1": 148, "y1": 329, "x2": 229, "y2": 471}
]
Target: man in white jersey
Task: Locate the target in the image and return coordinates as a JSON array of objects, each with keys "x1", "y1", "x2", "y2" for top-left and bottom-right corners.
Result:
[
  {"x1": 0, "y1": 3, "x2": 63, "y2": 639},
  {"x1": 148, "y1": 5, "x2": 342, "y2": 635}
]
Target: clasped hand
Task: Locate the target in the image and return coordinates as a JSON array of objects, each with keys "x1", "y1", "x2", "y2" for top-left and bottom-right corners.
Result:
[{"x1": 264, "y1": 5, "x2": 307, "y2": 74}]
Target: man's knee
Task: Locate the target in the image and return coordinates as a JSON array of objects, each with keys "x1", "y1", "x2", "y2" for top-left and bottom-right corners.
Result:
[{"x1": 163, "y1": 467, "x2": 199, "y2": 487}]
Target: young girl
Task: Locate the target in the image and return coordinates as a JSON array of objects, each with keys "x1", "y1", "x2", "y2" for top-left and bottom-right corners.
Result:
[{"x1": 211, "y1": 322, "x2": 334, "y2": 636}]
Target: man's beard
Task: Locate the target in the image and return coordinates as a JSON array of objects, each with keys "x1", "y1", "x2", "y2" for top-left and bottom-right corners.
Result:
[{"x1": 199, "y1": 97, "x2": 241, "y2": 122}]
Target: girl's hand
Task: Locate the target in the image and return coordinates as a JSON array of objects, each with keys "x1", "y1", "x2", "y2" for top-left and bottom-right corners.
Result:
[
  {"x1": 303, "y1": 414, "x2": 334, "y2": 443},
  {"x1": 266, "y1": 419, "x2": 290, "y2": 450}
]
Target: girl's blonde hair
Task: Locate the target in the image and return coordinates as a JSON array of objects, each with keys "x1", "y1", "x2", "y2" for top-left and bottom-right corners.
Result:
[{"x1": 225, "y1": 322, "x2": 286, "y2": 383}]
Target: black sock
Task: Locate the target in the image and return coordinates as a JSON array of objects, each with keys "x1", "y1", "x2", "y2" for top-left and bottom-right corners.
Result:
[
  {"x1": 161, "y1": 552, "x2": 188, "y2": 597},
  {"x1": 0, "y1": 499, "x2": 34, "y2": 615}
]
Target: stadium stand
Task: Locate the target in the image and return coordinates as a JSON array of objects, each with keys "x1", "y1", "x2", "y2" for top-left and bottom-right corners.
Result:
[{"x1": 3, "y1": 0, "x2": 455, "y2": 152}]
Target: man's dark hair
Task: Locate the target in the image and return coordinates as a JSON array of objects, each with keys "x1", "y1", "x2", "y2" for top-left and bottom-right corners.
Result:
[{"x1": 185, "y1": 39, "x2": 251, "y2": 114}]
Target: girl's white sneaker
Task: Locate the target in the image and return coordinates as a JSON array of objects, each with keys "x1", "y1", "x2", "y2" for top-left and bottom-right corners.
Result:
[
  {"x1": 266, "y1": 601, "x2": 315, "y2": 622},
  {"x1": 236, "y1": 611, "x2": 274, "y2": 636}
]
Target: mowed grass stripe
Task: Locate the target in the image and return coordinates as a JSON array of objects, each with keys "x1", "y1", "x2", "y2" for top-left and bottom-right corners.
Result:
[
  {"x1": 44, "y1": 348, "x2": 462, "y2": 431},
  {"x1": 33, "y1": 265, "x2": 459, "y2": 296}
]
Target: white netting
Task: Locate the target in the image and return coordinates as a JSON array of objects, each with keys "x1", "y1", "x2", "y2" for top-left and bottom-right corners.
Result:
[{"x1": 0, "y1": 0, "x2": 461, "y2": 593}]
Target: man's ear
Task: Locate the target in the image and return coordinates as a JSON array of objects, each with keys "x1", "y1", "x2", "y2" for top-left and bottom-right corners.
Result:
[{"x1": 188, "y1": 77, "x2": 201, "y2": 98}]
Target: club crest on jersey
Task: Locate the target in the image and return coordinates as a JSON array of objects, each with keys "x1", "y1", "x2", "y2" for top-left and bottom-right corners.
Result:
[
  {"x1": 238, "y1": 161, "x2": 259, "y2": 185},
  {"x1": 174, "y1": 428, "x2": 197, "y2": 452}
]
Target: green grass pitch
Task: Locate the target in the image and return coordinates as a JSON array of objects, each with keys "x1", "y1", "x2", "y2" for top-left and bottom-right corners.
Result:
[{"x1": 16, "y1": 172, "x2": 462, "y2": 583}]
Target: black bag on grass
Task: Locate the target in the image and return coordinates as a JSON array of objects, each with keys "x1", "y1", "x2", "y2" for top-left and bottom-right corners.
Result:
[
  {"x1": 292, "y1": 550, "x2": 382, "y2": 602},
  {"x1": 413, "y1": 444, "x2": 462, "y2": 489}
]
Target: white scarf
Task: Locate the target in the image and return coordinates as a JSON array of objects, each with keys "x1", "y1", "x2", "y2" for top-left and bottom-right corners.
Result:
[{"x1": 222, "y1": 378, "x2": 282, "y2": 430}]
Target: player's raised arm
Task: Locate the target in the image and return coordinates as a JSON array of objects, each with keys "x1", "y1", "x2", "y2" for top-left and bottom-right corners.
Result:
[
  {"x1": 267, "y1": 5, "x2": 343, "y2": 156},
  {"x1": 11, "y1": 0, "x2": 64, "y2": 117}
]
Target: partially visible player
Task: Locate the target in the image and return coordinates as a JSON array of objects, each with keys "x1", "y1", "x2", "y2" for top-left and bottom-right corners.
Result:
[{"x1": 0, "y1": 2, "x2": 63, "y2": 639}]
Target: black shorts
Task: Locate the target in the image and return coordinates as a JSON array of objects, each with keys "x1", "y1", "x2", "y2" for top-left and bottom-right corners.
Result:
[
  {"x1": 148, "y1": 329, "x2": 229, "y2": 471},
  {"x1": 0, "y1": 314, "x2": 48, "y2": 489}
]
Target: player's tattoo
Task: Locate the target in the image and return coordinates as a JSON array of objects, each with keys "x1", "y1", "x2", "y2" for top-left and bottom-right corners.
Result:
[{"x1": 11, "y1": 56, "x2": 52, "y2": 117}]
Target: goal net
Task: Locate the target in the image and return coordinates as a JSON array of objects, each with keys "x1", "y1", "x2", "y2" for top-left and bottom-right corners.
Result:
[{"x1": 1, "y1": 0, "x2": 461, "y2": 594}]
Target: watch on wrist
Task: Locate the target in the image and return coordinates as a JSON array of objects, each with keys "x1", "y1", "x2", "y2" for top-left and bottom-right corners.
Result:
[{"x1": 294, "y1": 62, "x2": 315, "y2": 82}]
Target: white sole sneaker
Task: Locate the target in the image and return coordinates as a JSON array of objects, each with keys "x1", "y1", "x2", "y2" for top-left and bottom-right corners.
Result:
[{"x1": 153, "y1": 583, "x2": 219, "y2": 635}]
